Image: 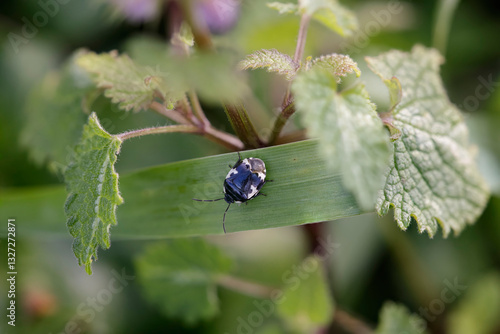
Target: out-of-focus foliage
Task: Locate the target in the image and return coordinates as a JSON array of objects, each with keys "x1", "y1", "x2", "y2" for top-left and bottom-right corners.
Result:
[{"x1": 1, "y1": 0, "x2": 500, "y2": 333}]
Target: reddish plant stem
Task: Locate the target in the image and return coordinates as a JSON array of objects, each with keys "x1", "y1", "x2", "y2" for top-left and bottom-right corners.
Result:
[
  {"x1": 281, "y1": 14, "x2": 311, "y2": 109},
  {"x1": 150, "y1": 101, "x2": 190, "y2": 125},
  {"x1": 269, "y1": 14, "x2": 311, "y2": 144},
  {"x1": 117, "y1": 124, "x2": 200, "y2": 141}
]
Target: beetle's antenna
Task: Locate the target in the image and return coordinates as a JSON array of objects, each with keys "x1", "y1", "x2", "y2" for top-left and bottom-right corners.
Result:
[
  {"x1": 192, "y1": 198, "x2": 224, "y2": 202},
  {"x1": 222, "y1": 203, "x2": 231, "y2": 234}
]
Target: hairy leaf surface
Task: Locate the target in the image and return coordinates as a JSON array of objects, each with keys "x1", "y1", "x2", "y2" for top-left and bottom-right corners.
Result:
[
  {"x1": 77, "y1": 50, "x2": 181, "y2": 112},
  {"x1": 366, "y1": 45, "x2": 490, "y2": 236},
  {"x1": 239, "y1": 49, "x2": 299, "y2": 80},
  {"x1": 292, "y1": 68, "x2": 390, "y2": 210},
  {"x1": 65, "y1": 112, "x2": 123, "y2": 274}
]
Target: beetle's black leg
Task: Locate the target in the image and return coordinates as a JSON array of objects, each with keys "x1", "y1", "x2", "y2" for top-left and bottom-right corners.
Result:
[
  {"x1": 228, "y1": 164, "x2": 232, "y2": 168},
  {"x1": 231, "y1": 152, "x2": 243, "y2": 168},
  {"x1": 257, "y1": 192, "x2": 267, "y2": 197},
  {"x1": 193, "y1": 198, "x2": 224, "y2": 202},
  {"x1": 222, "y1": 203, "x2": 231, "y2": 234},
  {"x1": 256, "y1": 179, "x2": 272, "y2": 191}
]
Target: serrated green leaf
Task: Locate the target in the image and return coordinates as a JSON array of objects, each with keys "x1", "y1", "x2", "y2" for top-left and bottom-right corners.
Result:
[
  {"x1": 447, "y1": 273, "x2": 500, "y2": 334},
  {"x1": 292, "y1": 69, "x2": 391, "y2": 210},
  {"x1": 375, "y1": 302, "x2": 429, "y2": 334},
  {"x1": 64, "y1": 112, "x2": 123, "y2": 274},
  {"x1": 366, "y1": 45, "x2": 490, "y2": 237},
  {"x1": 277, "y1": 255, "x2": 334, "y2": 332},
  {"x1": 135, "y1": 238, "x2": 232, "y2": 324},
  {"x1": 311, "y1": 53, "x2": 361, "y2": 82},
  {"x1": 267, "y1": 2, "x2": 299, "y2": 14},
  {"x1": 299, "y1": 0, "x2": 358, "y2": 37},
  {"x1": 20, "y1": 50, "x2": 94, "y2": 173},
  {"x1": 76, "y1": 50, "x2": 182, "y2": 112},
  {"x1": 239, "y1": 49, "x2": 299, "y2": 81}
]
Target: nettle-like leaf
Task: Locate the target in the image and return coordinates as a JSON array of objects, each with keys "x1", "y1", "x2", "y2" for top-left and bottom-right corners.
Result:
[
  {"x1": 76, "y1": 50, "x2": 182, "y2": 112},
  {"x1": 366, "y1": 45, "x2": 490, "y2": 237},
  {"x1": 312, "y1": 53, "x2": 361, "y2": 82},
  {"x1": 239, "y1": 49, "x2": 299, "y2": 81},
  {"x1": 267, "y1": 2, "x2": 299, "y2": 14},
  {"x1": 292, "y1": 67, "x2": 391, "y2": 210},
  {"x1": 20, "y1": 50, "x2": 95, "y2": 173},
  {"x1": 135, "y1": 238, "x2": 232, "y2": 324},
  {"x1": 375, "y1": 302, "x2": 429, "y2": 334},
  {"x1": 277, "y1": 255, "x2": 335, "y2": 332},
  {"x1": 65, "y1": 112, "x2": 123, "y2": 275},
  {"x1": 299, "y1": 0, "x2": 358, "y2": 37}
]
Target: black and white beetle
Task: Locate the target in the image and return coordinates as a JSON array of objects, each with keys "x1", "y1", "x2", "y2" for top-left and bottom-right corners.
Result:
[{"x1": 193, "y1": 153, "x2": 269, "y2": 233}]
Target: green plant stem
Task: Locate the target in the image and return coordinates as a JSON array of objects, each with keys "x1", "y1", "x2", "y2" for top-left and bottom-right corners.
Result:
[
  {"x1": 224, "y1": 103, "x2": 263, "y2": 148},
  {"x1": 293, "y1": 14, "x2": 311, "y2": 64},
  {"x1": 117, "y1": 125, "x2": 200, "y2": 141},
  {"x1": 189, "y1": 90, "x2": 211, "y2": 128},
  {"x1": 282, "y1": 14, "x2": 311, "y2": 108},
  {"x1": 217, "y1": 274, "x2": 275, "y2": 298},
  {"x1": 269, "y1": 14, "x2": 311, "y2": 144},
  {"x1": 432, "y1": 0, "x2": 460, "y2": 55},
  {"x1": 268, "y1": 101, "x2": 296, "y2": 144},
  {"x1": 178, "y1": 95, "x2": 199, "y2": 125},
  {"x1": 149, "y1": 101, "x2": 190, "y2": 125}
]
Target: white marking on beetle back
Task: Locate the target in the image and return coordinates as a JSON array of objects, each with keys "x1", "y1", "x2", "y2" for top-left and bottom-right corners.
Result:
[
  {"x1": 248, "y1": 184, "x2": 259, "y2": 199},
  {"x1": 226, "y1": 168, "x2": 238, "y2": 179}
]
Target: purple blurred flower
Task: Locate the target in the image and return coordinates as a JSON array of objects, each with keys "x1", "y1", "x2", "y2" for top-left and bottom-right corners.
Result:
[
  {"x1": 110, "y1": 0, "x2": 159, "y2": 23},
  {"x1": 196, "y1": 0, "x2": 240, "y2": 34}
]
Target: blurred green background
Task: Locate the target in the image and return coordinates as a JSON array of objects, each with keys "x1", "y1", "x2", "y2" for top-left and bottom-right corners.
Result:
[{"x1": 1, "y1": 0, "x2": 500, "y2": 333}]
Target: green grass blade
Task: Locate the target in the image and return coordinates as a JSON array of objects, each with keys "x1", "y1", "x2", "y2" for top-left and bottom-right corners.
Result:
[{"x1": 0, "y1": 139, "x2": 361, "y2": 238}]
